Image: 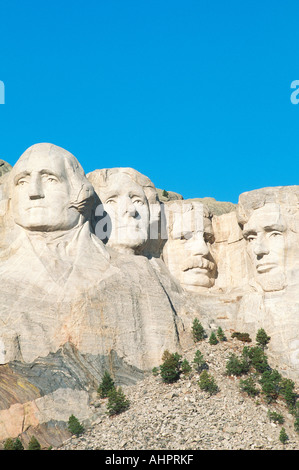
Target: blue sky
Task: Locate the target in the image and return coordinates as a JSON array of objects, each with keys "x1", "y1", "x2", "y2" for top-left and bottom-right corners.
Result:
[{"x1": 0, "y1": 0, "x2": 299, "y2": 203}]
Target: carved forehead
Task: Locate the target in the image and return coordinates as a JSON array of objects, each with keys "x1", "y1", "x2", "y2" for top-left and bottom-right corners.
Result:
[
  {"x1": 13, "y1": 150, "x2": 67, "y2": 179},
  {"x1": 237, "y1": 185, "x2": 299, "y2": 226},
  {"x1": 165, "y1": 200, "x2": 213, "y2": 238},
  {"x1": 97, "y1": 172, "x2": 147, "y2": 199},
  {"x1": 88, "y1": 167, "x2": 160, "y2": 206},
  {"x1": 11, "y1": 143, "x2": 88, "y2": 187},
  {"x1": 243, "y1": 203, "x2": 287, "y2": 234}
]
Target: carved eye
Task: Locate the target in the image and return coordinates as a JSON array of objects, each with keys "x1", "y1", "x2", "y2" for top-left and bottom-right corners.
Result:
[
  {"x1": 17, "y1": 178, "x2": 28, "y2": 186},
  {"x1": 246, "y1": 235, "x2": 256, "y2": 243},
  {"x1": 41, "y1": 174, "x2": 58, "y2": 183},
  {"x1": 269, "y1": 231, "x2": 282, "y2": 238},
  {"x1": 204, "y1": 233, "x2": 215, "y2": 244},
  {"x1": 133, "y1": 198, "x2": 144, "y2": 205}
]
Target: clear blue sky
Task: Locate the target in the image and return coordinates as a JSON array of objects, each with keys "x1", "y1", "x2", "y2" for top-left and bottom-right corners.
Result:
[{"x1": 1, "y1": 0, "x2": 299, "y2": 203}]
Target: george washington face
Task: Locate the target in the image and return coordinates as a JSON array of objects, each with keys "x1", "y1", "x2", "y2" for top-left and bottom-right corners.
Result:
[{"x1": 11, "y1": 146, "x2": 83, "y2": 232}]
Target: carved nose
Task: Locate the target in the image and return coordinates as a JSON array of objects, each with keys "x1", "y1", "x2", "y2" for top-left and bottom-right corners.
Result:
[
  {"x1": 122, "y1": 197, "x2": 137, "y2": 216},
  {"x1": 187, "y1": 234, "x2": 209, "y2": 256},
  {"x1": 28, "y1": 176, "x2": 44, "y2": 200},
  {"x1": 253, "y1": 239, "x2": 269, "y2": 257}
]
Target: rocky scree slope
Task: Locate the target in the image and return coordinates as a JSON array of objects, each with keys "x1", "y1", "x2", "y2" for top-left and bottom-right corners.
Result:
[{"x1": 55, "y1": 335, "x2": 299, "y2": 451}]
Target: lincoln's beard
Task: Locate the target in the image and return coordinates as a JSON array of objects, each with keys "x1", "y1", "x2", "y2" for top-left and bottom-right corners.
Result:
[{"x1": 255, "y1": 270, "x2": 287, "y2": 292}]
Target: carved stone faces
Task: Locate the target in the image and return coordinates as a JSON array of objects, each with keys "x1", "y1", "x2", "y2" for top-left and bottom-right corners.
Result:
[
  {"x1": 163, "y1": 201, "x2": 216, "y2": 292},
  {"x1": 238, "y1": 186, "x2": 299, "y2": 293},
  {"x1": 88, "y1": 168, "x2": 161, "y2": 255},
  {"x1": 242, "y1": 203, "x2": 287, "y2": 292},
  {"x1": 9, "y1": 143, "x2": 94, "y2": 232},
  {"x1": 96, "y1": 171, "x2": 150, "y2": 253}
]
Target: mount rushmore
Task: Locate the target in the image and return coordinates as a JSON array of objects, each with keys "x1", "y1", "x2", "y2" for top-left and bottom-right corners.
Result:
[{"x1": 0, "y1": 142, "x2": 298, "y2": 446}]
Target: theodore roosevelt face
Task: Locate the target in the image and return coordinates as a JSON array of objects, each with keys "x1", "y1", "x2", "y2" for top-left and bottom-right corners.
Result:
[
  {"x1": 242, "y1": 203, "x2": 287, "y2": 292},
  {"x1": 163, "y1": 202, "x2": 216, "y2": 291},
  {"x1": 11, "y1": 148, "x2": 81, "y2": 232}
]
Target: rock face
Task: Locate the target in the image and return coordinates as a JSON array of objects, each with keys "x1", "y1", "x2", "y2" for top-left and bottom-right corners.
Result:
[
  {"x1": 0, "y1": 143, "x2": 298, "y2": 448},
  {"x1": 0, "y1": 159, "x2": 12, "y2": 178}
]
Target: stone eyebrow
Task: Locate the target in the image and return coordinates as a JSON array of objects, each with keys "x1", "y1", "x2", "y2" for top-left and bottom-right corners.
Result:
[
  {"x1": 242, "y1": 228, "x2": 257, "y2": 238},
  {"x1": 14, "y1": 171, "x2": 30, "y2": 184},
  {"x1": 264, "y1": 224, "x2": 286, "y2": 232},
  {"x1": 243, "y1": 224, "x2": 286, "y2": 238},
  {"x1": 128, "y1": 190, "x2": 146, "y2": 199},
  {"x1": 39, "y1": 169, "x2": 61, "y2": 179},
  {"x1": 14, "y1": 169, "x2": 61, "y2": 185}
]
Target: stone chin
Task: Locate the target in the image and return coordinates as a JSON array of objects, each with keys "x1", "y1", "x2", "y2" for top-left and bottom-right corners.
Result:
[
  {"x1": 181, "y1": 269, "x2": 215, "y2": 292},
  {"x1": 254, "y1": 270, "x2": 287, "y2": 293}
]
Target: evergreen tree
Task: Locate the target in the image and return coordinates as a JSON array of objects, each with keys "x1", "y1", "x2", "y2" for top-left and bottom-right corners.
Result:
[
  {"x1": 98, "y1": 370, "x2": 115, "y2": 398},
  {"x1": 217, "y1": 326, "x2": 226, "y2": 341},
  {"x1": 160, "y1": 351, "x2": 182, "y2": 383},
  {"x1": 107, "y1": 387, "x2": 130, "y2": 416},
  {"x1": 28, "y1": 436, "x2": 41, "y2": 450},
  {"x1": 209, "y1": 332, "x2": 218, "y2": 345},
  {"x1": 3, "y1": 438, "x2": 15, "y2": 450},
  {"x1": 225, "y1": 353, "x2": 250, "y2": 376},
  {"x1": 191, "y1": 318, "x2": 206, "y2": 342},
  {"x1": 268, "y1": 410, "x2": 284, "y2": 424},
  {"x1": 67, "y1": 414, "x2": 84, "y2": 437},
  {"x1": 279, "y1": 427, "x2": 288, "y2": 445},
  {"x1": 181, "y1": 359, "x2": 192, "y2": 376},
  {"x1": 239, "y1": 377, "x2": 259, "y2": 397},
  {"x1": 13, "y1": 438, "x2": 24, "y2": 450},
  {"x1": 198, "y1": 370, "x2": 219, "y2": 396},
  {"x1": 259, "y1": 369, "x2": 282, "y2": 404},
  {"x1": 256, "y1": 328, "x2": 271, "y2": 350},
  {"x1": 280, "y1": 378, "x2": 297, "y2": 410},
  {"x1": 247, "y1": 346, "x2": 269, "y2": 373},
  {"x1": 192, "y1": 350, "x2": 207, "y2": 373}
]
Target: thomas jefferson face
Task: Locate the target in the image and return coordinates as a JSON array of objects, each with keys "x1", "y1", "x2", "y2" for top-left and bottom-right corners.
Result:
[
  {"x1": 96, "y1": 172, "x2": 150, "y2": 253},
  {"x1": 163, "y1": 203, "x2": 216, "y2": 291},
  {"x1": 11, "y1": 149, "x2": 81, "y2": 232},
  {"x1": 243, "y1": 203, "x2": 287, "y2": 291}
]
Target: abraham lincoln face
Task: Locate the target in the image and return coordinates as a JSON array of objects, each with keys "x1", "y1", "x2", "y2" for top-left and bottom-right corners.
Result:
[{"x1": 242, "y1": 203, "x2": 287, "y2": 292}]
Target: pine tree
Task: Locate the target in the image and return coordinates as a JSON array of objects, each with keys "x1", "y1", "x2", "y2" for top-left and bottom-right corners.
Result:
[
  {"x1": 256, "y1": 328, "x2": 271, "y2": 350},
  {"x1": 107, "y1": 387, "x2": 130, "y2": 416},
  {"x1": 13, "y1": 438, "x2": 24, "y2": 450},
  {"x1": 3, "y1": 438, "x2": 15, "y2": 450},
  {"x1": 217, "y1": 326, "x2": 226, "y2": 341},
  {"x1": 279, "y1": 427, "x2": 288, "y2": 445},
  {"x1": 97, "y1": 370, "x2": 115, "y2": 398},
  {"x1": 280, "y1": 378, "x2": 297, "y2": 410},
  {"x1": 209, "y1": 332, "x2": 218, "y2": 345},
  {"x1": 259, "y1": 369, "x2": 282, "y2": 404},
  {"x1": 28, "y1": 436, "x2": 41, "y2": 450},
  {"x1": 198, "y1": 370, "x2": 219, "y2": 396},
  {"x1": 160, "y1": 351, "x2": 182, "y2": 383},
  {"x1": 191, "y1": 318, "x2": 205, "y2": 342},
  {"x1": 67, "y1": 414, "x2": 84, "y2": 437},
  {"x1": 239, "y1": 377, "x2": 259, "y2": 397},
  {"x1": 193, "y1": 350, "x2": 207, "y2": 373},
  {"x1": 181, "y1": 359, "x2": 192, "y2": 376}
]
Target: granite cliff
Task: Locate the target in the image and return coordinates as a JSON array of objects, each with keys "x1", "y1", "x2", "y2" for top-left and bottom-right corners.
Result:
[{"x1": 0, "y1": 143, "x2": 298, "y2": 448}]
